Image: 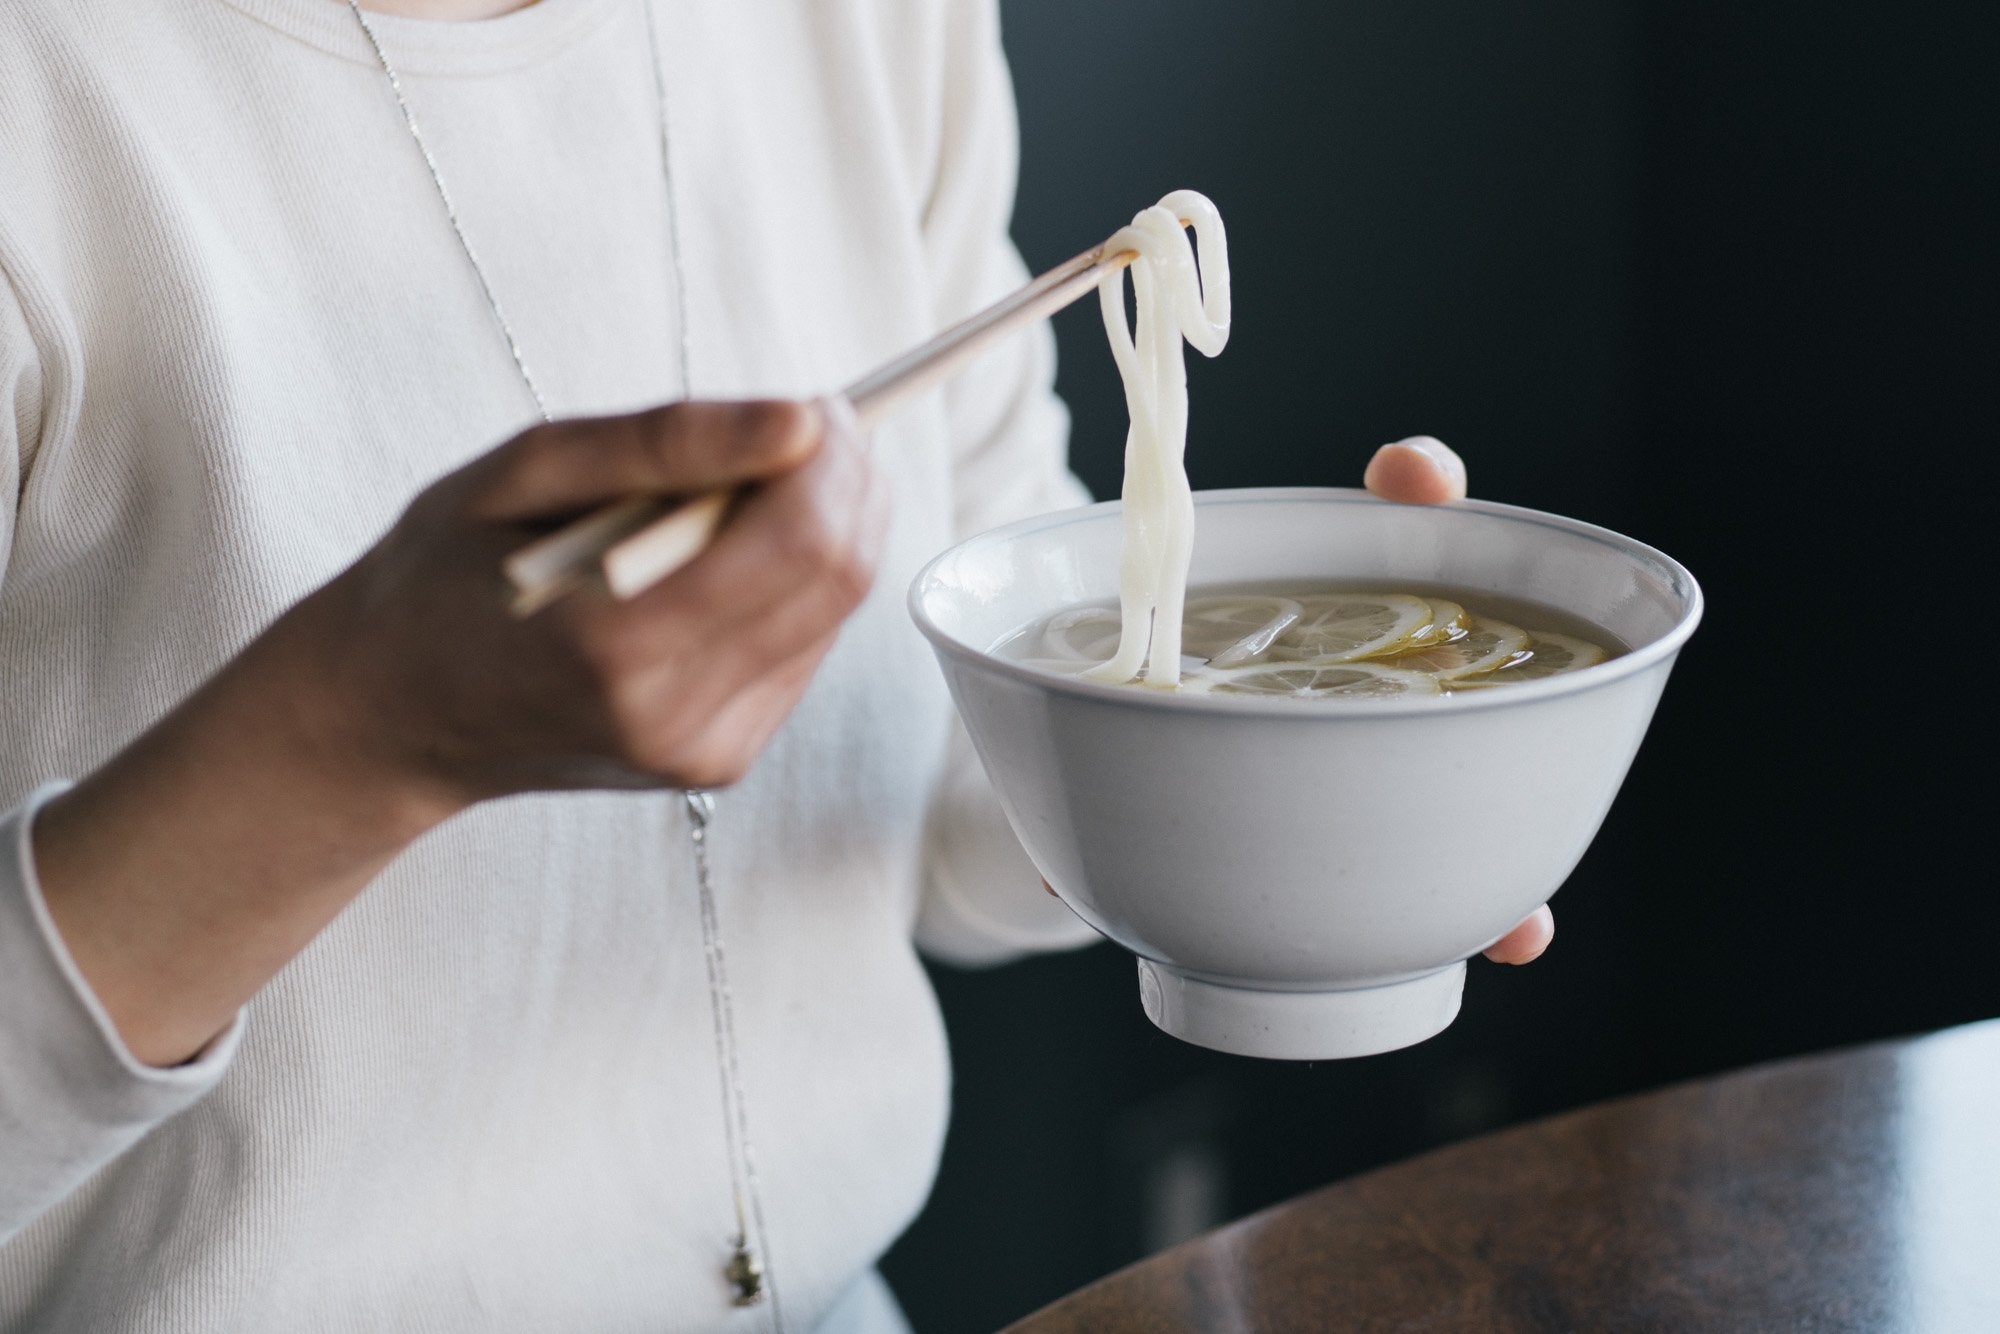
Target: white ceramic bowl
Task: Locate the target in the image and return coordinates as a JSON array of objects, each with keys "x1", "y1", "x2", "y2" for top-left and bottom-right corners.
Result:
[{"x1": 909, "y1": 488, "x2": 1702, "y2": 1060}]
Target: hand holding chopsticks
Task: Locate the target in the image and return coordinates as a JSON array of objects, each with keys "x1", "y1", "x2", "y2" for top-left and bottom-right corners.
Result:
[{"x1": 503, "y1": 228, "x2": 1160, "y2": 616}]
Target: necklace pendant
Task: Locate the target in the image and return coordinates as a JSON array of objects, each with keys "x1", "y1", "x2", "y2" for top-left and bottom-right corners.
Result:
[{"x1": 726, "y1": 1240, "x2": 765, "y2": 1306}]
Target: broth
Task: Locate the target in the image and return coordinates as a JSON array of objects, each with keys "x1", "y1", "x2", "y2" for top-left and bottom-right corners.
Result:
[{"x1": 994, "y1": 580, "x2": 1625, "y2": 699}]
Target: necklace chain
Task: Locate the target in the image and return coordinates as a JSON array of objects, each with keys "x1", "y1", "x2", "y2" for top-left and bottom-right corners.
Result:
[
  {"x1": 343, "y1": 4, "x2": 776, "y2": 1324},
  {"x1": 344, "y1": 1, "x2": 551, "y2": 418},
  {"x1": 638, "y1": 0, "x2": 698, "y2": 411},
  {"x1": 685, "y1": 792, "x2": 783, "y2": 1325},
  {"x1": 344, "y1": 0, "x2": 695, "y2": 418}
]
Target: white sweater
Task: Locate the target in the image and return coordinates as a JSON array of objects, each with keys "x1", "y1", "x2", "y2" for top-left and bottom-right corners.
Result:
[{"x1": 0, "y1": 1, "x2": 1096, "y2": 1328}]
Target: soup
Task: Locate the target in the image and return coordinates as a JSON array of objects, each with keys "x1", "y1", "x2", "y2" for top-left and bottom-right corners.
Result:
[
  {"x1": 1082, "y1": 194, "x2": 1619, "y2": 699},
  {"x1": 995, "y1": 580, "x2": 1622, "y2": 698}
]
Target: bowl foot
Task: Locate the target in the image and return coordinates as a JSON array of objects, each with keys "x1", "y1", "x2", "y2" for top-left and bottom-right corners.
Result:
[{"x1": 1136, "y1": 958, "x2": 1467, "y2": 1060}]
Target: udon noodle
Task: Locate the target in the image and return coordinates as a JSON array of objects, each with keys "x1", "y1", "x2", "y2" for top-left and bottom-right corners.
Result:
[{"x1": 1083, "y1": 190, "x2": 1231, "y2": 688}]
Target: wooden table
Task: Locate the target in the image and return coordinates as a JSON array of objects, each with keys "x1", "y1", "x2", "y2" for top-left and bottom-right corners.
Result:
[{"x1": 1004, "y1": 1020, "x2": 2000, "y2": 1332}]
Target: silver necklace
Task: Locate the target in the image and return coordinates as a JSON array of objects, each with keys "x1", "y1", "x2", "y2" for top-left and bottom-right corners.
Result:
[
  {"x1": 684, "y1": 791, "x2": 776, "y2": 1317},
  {"x1": 343, "y1": 4, "x2": 780, "y2": 1323}
]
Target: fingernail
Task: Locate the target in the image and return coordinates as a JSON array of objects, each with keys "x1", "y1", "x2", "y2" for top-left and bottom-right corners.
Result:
[{"x1": 1394, "y1": 436, "x2": 1467, "y2": 493}]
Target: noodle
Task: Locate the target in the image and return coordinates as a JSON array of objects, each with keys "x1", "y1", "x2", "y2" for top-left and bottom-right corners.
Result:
[{"x1": 1083, "y1": 190, "x2": 1232, "y2": 688}]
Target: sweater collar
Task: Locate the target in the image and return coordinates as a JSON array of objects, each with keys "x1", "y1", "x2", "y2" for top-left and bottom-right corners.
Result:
[{"x1": 212, "y1": 0, "x2": 624, "y2": 76}]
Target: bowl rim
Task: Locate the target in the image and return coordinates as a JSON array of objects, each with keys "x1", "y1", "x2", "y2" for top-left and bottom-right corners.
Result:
[{"x1": 906, "y1": 486, "x2": 1704, "y2": 718}]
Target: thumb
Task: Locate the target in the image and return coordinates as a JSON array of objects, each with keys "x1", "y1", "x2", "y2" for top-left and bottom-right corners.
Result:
[
  {"x1": 470, "y1": 400, "x2": 823, "y2": 521},
  {"x1": 1362, "y1": 436, "x2": 1468, "y2": 506}
]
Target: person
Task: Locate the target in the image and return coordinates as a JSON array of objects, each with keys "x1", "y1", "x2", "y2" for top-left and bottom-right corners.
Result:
[{"x1": 0, "y1": 0, "x2": 1549, "y2": 1328}]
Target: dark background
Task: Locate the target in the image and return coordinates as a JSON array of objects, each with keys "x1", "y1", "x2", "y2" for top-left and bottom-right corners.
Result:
[{"x1": 884, "y1": 3, "x2": 1998, "y2": 1329}]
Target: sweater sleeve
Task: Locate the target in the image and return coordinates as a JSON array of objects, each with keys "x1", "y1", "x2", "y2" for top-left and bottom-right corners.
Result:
[
  {"x1": 0, "y1": 260, "x2": 242, "y2": 1245},
  {"x1": 0, "y1": 788, "x2": 243, "y2": 1243},
  {"x1": 909, "y1": 2, "x2": 1102, "y2": 966}
]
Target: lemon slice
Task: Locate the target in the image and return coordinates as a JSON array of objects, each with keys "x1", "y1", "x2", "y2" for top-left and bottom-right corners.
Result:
[
  {"x1": 1512, "y1": 636, "x2": 1608, "y2": 680},
  {"x1": 1180, "y1": 594, "x2": 1304, "y2": 667},
  {"x1": 1509, "y1": 631, "x2": 1608, "y2": 678},
  {"x1": 1038, "y1": 606, "x2": 1123, "y2": 664},
  {"x1": 1381, "y1": 615, "x2": 1530, "y2": 679},
  {"x1": 1207, "y1": 661, "x2": 1442, "y2": 699},
  {"x1": 1447, "y1": 631, "x2": 1608, "y2": 689},
  {"x1": 1266, "y1": 593, "x2": 1433, "y2": 663},
  {"x1": 1399, "y1": 597, "x2": 1470, "y2": 650}
]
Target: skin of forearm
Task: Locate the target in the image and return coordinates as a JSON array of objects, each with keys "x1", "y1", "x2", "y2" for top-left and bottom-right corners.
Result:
[{"x1": 32, "y1": 580, "x2": 460, "y2": 1068}]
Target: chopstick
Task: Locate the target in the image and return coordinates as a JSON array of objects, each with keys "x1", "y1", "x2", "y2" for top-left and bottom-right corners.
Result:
[{"x1": 503, "y1": 229, "x2": 1159, "y2": 616}]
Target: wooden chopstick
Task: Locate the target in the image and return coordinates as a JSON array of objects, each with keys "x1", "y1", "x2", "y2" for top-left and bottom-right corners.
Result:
[
  {"x1": 842, "y1": 241, "x2": 1134, "y2": 428},
  {"x1": 503, "y1": 233, "x2": 1151, "y2": 616}
]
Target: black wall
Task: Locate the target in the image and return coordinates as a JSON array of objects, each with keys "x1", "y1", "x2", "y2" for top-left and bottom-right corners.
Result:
[{"x1": 884, "y1": 4, "x2": 1998, "y2": 1329}]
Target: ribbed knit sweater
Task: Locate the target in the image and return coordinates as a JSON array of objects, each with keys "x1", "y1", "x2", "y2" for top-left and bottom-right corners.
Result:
[{"x1": 0, "y1": 2, "x2": 1095, "y2": 1328}]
